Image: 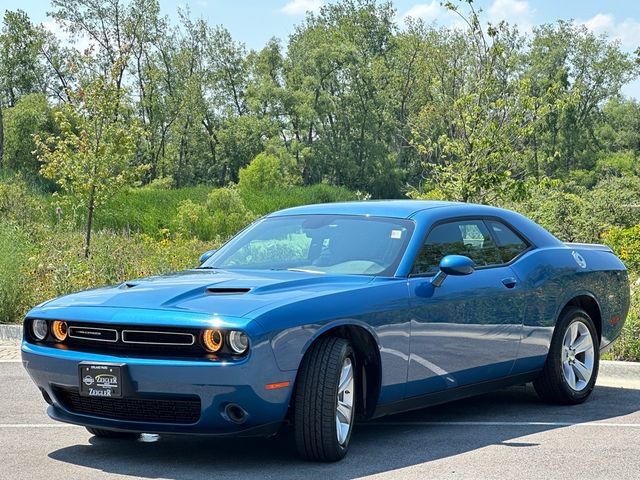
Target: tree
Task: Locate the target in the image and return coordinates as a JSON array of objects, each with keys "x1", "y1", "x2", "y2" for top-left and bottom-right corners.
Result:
[
  {"x1": 0, "y1": 10, "x2": 48, "y2": 163},
  {"x1": 3, "y1": 94, "x2": 56, "y2": 179},
  {"x1": 285, "y1": 0, "x2": 401, "y2": 196},
  {"x1": 50, "y1": 0, "x2": 134, "y2": 90},
  {"x1": 34, "y1": 72, "x2": 146, "y2": 257},
  {"x1": 408, "y1": 4, "x2": 567, "y2": 202},
  {"x1": 526, "y1": 22, "x2": 638, "y2": 176}
]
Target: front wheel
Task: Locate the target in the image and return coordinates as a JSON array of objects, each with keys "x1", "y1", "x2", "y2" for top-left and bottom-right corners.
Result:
[
  {"x1": 293, "y1": 337, "x2": 356, "y2": 462},
  {"x1": 533, "y1": 307, "x2": 599, "y2": 404}
]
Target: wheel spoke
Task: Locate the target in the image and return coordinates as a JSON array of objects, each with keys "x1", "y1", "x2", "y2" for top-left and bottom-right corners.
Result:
[
  {"x1": 573, "y1": 359, "x2": 591, "y2": 382},
  {"x1": 563, "y1": 362, "x2": 576, "y2": 389},
  {"x1": 563, "y1": 326, "x2": 573, "y2": 348},
  {"x1": 570, "y1": 323, "x2": 579, "y2": 344},
  {"x1": 337, "y1": 401, "x2": 351, "y2": 423},
  {"x1": 339, "y1": 363, "x2": 353, "y2": 392},
  {"x1": 335, "y1": 357, "x2": 354, "y2": 446},
  {"x1": 571, "y1": 334, "x2": 592, "y2": 355}
]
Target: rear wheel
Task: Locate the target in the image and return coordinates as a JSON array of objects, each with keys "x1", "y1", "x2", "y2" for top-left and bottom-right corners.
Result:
[
  {"x1": 86, "y1": 427, "x2": 140, "y2": 439},
  {"x1": 293, "y1": 337, "x2": 356, "y2": 462},
  {"x1": 533, "y1": 307, "x2": 599, "y2": 404}
]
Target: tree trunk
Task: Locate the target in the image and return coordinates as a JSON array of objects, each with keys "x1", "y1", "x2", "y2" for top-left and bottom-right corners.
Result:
[{"x1": 84, "y1": 186, "x2": 96, "y2": 259}]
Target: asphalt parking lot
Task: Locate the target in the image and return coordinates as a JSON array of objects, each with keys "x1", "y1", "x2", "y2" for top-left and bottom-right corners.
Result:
[{"x1": 2, "y1": 359, "x2": 640, "y2": 480}]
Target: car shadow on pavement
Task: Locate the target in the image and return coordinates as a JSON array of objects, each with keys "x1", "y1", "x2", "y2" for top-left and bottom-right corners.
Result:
[{"x1": 48, "y1": 384, "x2": 640, "y2": 479}]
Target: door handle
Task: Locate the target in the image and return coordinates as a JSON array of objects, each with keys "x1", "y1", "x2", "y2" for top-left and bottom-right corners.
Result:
[{"x1": 501, "y1": 277, "x2": 517, "y2": 289}]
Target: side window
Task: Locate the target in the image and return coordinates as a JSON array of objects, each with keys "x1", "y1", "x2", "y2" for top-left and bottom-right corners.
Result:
[
  {"x1": 487, "y1": 220, "x2": 529, "y2": 263},
  {"x1": 413, "y1": 219, "x2": 502, "y2": 274}
]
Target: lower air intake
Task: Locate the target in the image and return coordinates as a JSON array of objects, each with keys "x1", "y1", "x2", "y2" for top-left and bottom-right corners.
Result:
[{"x1": 53, "y1": 386, "x2": 201, "y2": 424}]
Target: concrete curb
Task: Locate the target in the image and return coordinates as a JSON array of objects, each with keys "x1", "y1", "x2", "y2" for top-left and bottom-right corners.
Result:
[
  {"x1": 0, "y1": 324, "x2": 22, "y2": 343},
  {"x1": 600, "y1": 360, "x2": 640, "y2": 383}
]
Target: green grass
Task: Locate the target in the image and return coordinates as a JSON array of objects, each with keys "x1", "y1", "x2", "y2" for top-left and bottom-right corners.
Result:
[
  {"x1": 84, "y1": 183, "x2": 357, "y2": 235},
  {"x1": 239, "y1": 184, "x2": 357, "y2": 216},
  {"x1": 92, "y1": 185, "x2": 213, "y2": 233}
]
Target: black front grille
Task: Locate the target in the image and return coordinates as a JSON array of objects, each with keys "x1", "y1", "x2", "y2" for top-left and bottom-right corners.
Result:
[
  {"x1": 60, "y1": 322, "x2": 206, "y2": 358},
  {"x1": 53, "y1": 387, "x2": 201, "y2": 424}
]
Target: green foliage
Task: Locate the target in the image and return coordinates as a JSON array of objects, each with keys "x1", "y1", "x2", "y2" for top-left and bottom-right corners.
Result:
[
  {"x1": 1, "y1": 1, "x2": 638, "y2": 198},
  {"x1": 2, "y1": 93, "x2": 56, "y2": 178},
  {"x1": 95, "y1": 185, "x2": 211, "y2": 233},
  {"x1": 19, "y1": 229, "x2": 211, "y2": 315},
  {"x1": 238, "y1": 147, "x2": 300, "y2": 192},
  {"x1": 174, "y1": 187, "x2": 255, "y2": 241},
  {"x1": 604, "y1": 279, "x2": 640, "y2": 362},
  {"x1": 239, "y1": 183, "x2": 357, "y2": 216},
  {"x1": 34, "y1": 73, "x2": 147, "y2": 256},
  {"x1": 0, "y1": 222, "x2": 30, "y2": 322},
  {"x1": 205, "y1": 187, "x2": 256, "y2": 239},
  {"x1": 0, "y1": 175, "x2": 44, "y2": 228},
  {"x1": 0, "y1": 10, "x2": 46, "y2": 107},
  {"x1": 602, "y1": 226, "x2": 640, "y2": 272},
  {"x1": 174, "y1": 199, "x2": 215, "y2": 240},
  {"x1": 512, "y1": 180, "x2": 598, "y2": 242}
]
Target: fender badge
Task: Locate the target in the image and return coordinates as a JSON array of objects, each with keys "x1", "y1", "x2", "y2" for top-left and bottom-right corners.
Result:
[{"x1": 572, "y1": 251, "x2": 587, "y2": 269}]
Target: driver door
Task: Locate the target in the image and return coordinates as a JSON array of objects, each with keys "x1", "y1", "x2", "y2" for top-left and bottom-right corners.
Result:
[{"x1": 405, "y1": 218, "x2": 526, "y2": 398}]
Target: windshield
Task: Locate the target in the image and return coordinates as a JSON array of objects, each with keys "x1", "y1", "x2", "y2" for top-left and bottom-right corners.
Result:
[{"x1": 203, "y1": 215, "x2": 414, "y2": 276}]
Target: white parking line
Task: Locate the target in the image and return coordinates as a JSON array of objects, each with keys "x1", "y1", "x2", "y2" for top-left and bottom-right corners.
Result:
[
  {"x1": 0, "y1": 424, "x2": 78, "y2": 428},
  {"x1": 366, "y1": 421, "x2": 640, "y2": 428}
]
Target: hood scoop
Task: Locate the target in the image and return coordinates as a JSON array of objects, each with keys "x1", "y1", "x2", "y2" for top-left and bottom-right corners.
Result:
[
  {"x1": 120, "y1": 282, "x2": 139, "y2": 289},
  {"x1": 205, "y1": 287, "x2": 251, "y2": 295}
]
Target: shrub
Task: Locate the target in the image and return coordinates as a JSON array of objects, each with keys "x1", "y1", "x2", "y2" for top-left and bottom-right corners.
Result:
[
  {"x1": 590, "y1": 176, "x2": 640, "y2": 231},
  {"x1": 240, "y1": 184, "x2": 356, "y2": 216},
  {"x1": 602, "y1": 225, "x2": 640, "y2": 271},
  {"x1": 0, "y1": 223, "x2": 31, "y2": 322},
  {"x1": 206, "y1": 187, "x2": 256, "y2": 239},
  {"x1": 0, "y1": 177, "x2": 44, "y2": 228},
  {"x1": 605, "y1": 278, "x2": 640, "y2": 362},
  {"x1": 13, "y1": 230, "x2": 213, "y2": 323},
  {"x1": 511, "y1": 180, "x2": 598, "y2": 242},
  {"x1": 174, "y1": 199, "x2": 215, "y2": 240},
  {"x1": 238, "y1": 147, "x2": 300, "y2": 192}
]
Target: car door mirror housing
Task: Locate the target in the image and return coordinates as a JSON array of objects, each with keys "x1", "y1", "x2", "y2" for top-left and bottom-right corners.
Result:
[
  {"x1": 199, "y1": 249, "x2": 217, "y2": 265},
  {"x1": 431, "y1": 255, "x2": 475, "y2": 287}
]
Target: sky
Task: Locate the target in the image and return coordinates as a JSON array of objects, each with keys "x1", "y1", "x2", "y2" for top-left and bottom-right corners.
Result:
[{"x1": 3, "y1": 0, "x2": 640, "y2": 96}]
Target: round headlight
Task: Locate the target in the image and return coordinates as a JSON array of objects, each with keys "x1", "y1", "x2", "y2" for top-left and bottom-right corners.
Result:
[
  {"x1": 32, "y1": 319, "x2": 48, "y2": 341},
  {"x1": 202, "y1": 329, "x2": 223, "y2": 353},
  {"x1": 228, "y1": 331, "x2": 249, "y2": 354},
  {"x1": 51, "y1": 320, "x2": 68, "y2": 342}
]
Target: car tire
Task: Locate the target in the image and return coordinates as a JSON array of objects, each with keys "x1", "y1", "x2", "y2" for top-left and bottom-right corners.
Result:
[
  {"x1": 293, "y1": 336, "x2": 356, "y2": 462},
  {"x1": 86, "y1": 427, "x2": 140, "y2": 439},
  {"x1": 533, "y1": 307, "x2": 600, "y2": 405}
]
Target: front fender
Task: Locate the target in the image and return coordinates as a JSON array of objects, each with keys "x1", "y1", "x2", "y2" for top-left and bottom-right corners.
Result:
[{"x1": 270, "y1": 317, "x2": 381, "y2": 372}]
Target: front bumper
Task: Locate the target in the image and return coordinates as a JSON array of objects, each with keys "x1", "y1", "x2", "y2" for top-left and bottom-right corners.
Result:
[{"x1": 22, "y1": 341, "x2": 295, "y2": 436}]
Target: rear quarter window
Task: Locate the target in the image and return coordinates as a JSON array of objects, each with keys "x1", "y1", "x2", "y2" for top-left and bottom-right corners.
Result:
[{"x1": 487, "y1": 220, "x2": 530, "y2": 263}]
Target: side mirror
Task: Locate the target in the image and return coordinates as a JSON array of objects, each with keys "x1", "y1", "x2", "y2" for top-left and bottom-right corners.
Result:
[
  {"x1": 199, "y1": 249, "x2": 217, "y2": 265},
  {"x1": 431, "y1": 255, "x2": 475, "y2": 287}
]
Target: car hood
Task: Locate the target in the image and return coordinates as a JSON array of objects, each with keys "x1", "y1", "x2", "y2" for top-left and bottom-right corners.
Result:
[{"x1": 38, "y1": 269, "x2": 374, "y2": 318}]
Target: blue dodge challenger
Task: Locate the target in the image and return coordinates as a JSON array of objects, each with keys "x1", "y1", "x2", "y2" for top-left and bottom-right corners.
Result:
[{"x1": 22, "y1": 201, "x2": 630, "y2": 461}]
